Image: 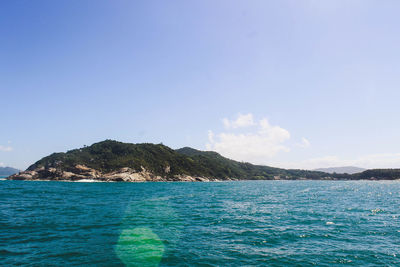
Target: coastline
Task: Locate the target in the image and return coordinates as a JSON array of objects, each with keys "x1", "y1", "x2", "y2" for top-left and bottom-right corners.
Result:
[
  {"x1": 7, "y1": 160, "x2": 400, "y2": 182},
  {"x1": 4, "y1": 177, "x2": 400, "y2": 183}
]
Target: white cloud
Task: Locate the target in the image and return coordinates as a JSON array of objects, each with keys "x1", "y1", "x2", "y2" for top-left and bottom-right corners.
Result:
[
  {"x1": 207, "y1": 114, "x2": 400, "y2": 170},
  {"x1": 296, "y1": 137, "x2": 311, "y2": 148},
  {"x1": 273, "y1": 153, "x2": 400, "y2": 170},
  {"x1": 207, "y1": 114, "x2": 291, "y2": 163},
  {"x1": 0, "y1": 145, "x2": 13, "y2": 152},
  {"x1": 223, "y1": 113, "x2": 255, "y2": 129},
  {"x1": 0, "y1": 162, "x2": 4, "y2": 167}
]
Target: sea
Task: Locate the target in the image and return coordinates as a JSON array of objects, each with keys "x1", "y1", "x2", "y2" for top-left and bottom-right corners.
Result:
[{"x1": 1, "y1": 179, "x2": 399, "y2": 266}]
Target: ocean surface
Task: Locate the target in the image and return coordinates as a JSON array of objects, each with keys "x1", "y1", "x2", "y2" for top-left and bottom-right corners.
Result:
[{"x1": 1, "y1": 180, "x2": 399, "y2": 266}]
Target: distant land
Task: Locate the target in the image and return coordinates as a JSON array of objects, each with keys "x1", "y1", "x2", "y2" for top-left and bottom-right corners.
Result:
[
  {"x1": 0, "y1": 167, "x2": 19, "y2": 176},
  {"x1": 314, "y1": 166, "x2": 366, "y2": 175},
  {"x1": 7, "y1": 140, "x2": 400, "y2": 182}
]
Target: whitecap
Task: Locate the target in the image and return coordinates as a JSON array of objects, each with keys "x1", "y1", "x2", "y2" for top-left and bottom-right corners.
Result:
[{"x1": 75, "y1": 179, "x2": 102, "y2": 183}]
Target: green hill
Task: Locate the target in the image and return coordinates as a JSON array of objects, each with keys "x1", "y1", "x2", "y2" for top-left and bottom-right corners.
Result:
[
  {"x1": 353, "y1": 169, "x2": 400, "y2": 180},
  {"x1": 23, "y1": 140, "x2": 339, "y2": 180},
  {"x1": 9, "y1": 140, "x2": 399, "y2": 181},
  {"x1": 175, "y1": 147, "x2": 337, "y2": 180},
  {"x1": 28, "y1": 141, "x2": 196, "y2": 177}
]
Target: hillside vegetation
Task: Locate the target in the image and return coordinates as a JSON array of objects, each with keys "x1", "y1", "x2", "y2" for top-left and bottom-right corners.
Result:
[
  {"x1": 25, "y1": 140, "x2": 400, "y2": 180},
  {"x1": 26, "y1": 140, "x2": 340, "y2": 180}
]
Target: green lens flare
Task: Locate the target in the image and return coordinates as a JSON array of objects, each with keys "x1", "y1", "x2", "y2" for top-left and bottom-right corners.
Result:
[
  {"x1": 115, "y1": 227, "x2": 164, "y2": 267},
  {"x1": 115, "y1": 198, "x2": 183, "y2": 266}
]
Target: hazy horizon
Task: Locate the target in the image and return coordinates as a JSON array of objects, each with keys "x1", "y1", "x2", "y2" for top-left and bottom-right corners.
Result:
[{"x1": 2, "y1": 1, "x2": 400, "y2": 170}]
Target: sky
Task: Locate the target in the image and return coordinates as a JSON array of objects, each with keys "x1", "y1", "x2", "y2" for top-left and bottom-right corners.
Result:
[{"x1": 1, "y1": 0, "x2": 400, "y2": 170}]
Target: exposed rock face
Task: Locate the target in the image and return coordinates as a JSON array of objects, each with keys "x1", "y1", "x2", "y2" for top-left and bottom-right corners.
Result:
[
  {"x1": 7, "y1": 165, "x2": 221, "y2": 182},
  {"x1": 102, "y1": 167, "x2": 166, "y2": 182}
]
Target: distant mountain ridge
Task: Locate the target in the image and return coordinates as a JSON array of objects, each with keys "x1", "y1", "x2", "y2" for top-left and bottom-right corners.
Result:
[
  {"x1": 6, "y1": 140, "x2": 400, "y2": 181},
  {"x1": 0, "y1": 167, "x2": 19, "y2": 176},
  {"x1": 314, "y1": 166, "x2": 366, "y2": 174}
]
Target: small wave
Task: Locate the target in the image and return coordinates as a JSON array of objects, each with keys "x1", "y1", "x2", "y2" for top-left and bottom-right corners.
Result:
[
  {"x1": 75, "y1": 179, "x2": 103, "y2": 183},
  {"x1": 49, "y1": 251, "x2": 86, "y2": 258},
  {"x1": 0, "y1": 249, "x2": 28, "y2": 256},
  {"x1": 326, "y1": 222, "x2": 335, "y2": 225}
]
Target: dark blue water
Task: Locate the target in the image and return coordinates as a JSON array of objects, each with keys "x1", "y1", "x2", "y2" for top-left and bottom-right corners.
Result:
[{"x1": 1, "y1": 180, "x2": 400, "y2": 266}]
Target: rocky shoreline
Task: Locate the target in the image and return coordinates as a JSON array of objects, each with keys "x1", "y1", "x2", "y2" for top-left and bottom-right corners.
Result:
[
  {"x1": 6, "y1": 164, "x2": 227, "y2": 182},
  {"x1": 7, "y1": 166, "x2": 399, "y2": 182}
]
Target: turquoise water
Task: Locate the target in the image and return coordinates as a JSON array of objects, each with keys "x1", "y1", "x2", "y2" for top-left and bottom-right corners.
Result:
[{"x1": 1, "y1": 180, "x2": 399, "y2": 266}]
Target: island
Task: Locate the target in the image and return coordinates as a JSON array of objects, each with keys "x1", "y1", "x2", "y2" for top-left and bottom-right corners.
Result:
[{"x1": 7, "y1": 140, "x2": 400, "y2": 182}]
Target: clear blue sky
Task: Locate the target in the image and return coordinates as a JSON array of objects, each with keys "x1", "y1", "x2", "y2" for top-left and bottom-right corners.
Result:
[{"x1": 1, "y1": 0, "x2": 400, "y2": 170}]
